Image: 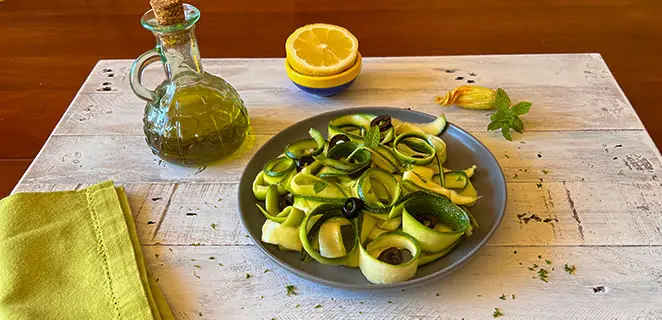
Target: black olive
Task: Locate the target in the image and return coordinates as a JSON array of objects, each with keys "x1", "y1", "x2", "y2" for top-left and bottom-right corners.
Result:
[
  {"x1": 378, "y1": 247, "x2": 404, "y2": 265},
  {"x1": 370, "y1": 115, "x2": 392, "y2": 132},
  {"x1": 347, "y1": 165, "x2": 369, "y2": 179},
  {"x1": 279, "y1": 194, "x2": 294, "y2": 209},
  {"x1": 329, "y1": 134, "x2": 350, "y2": 148},
  {"x1": 415, "y1": 213, "x2": 438, "y2": 229},
  {"x1": 342, "y1": 197, "x2": 364, "y2": 219},
  {"x1": 295, "y1": 156, "x2": 314, "y2": 171}
]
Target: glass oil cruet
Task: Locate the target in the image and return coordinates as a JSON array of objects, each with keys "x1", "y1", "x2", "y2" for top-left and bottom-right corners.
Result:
[{"x1": 130, "y1": 0, "x2": 250, "y2": 166}]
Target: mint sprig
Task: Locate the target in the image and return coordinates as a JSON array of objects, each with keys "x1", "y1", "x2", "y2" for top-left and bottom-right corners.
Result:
[
  {"x1": 487, "y1": 88, "x2": 532, "y2": 141},
  {"x1": 363, "y1": 125, "x2": 381, "y2": 149}
]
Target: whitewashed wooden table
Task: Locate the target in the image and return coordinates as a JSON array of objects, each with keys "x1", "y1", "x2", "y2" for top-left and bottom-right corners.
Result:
[{"x1": 13, "y1": 54, "x2": 662, "y2": 319}]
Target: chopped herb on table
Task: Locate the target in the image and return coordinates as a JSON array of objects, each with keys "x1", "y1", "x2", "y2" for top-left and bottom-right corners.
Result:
[
  {"x1": 193, "y1": 265, "x2": 200, "y2": 268},
  {"x1": 512, "y1": 294, "x2": 516, "y2": 299},
  {"x1": 315, "y1": 304, "x2": 322, "y2": 309},
  {"x1": 286, "y1": 284, "x2": 297, "y2": 296},
  {"x1": 564, "y1": 263, "x2": 576, "y2": 275},
  {"x1": 538, "y1": 268, "x2": 549, "y2": 282},
  {"x1": 536, "y1": 182, "x2": 543, "y2": 189},
  {"x1": 493, "y1": 308, "x2": 504, "y2": 318},
  {"x1": 542, "y1": 169, "x2": 549, "y2": 174},
  {"x1": 545, "y1": 259, "x2": 552, "y2": 265},
  {"x1": 499, "y1": 294, "x2": 506, "y2": 300},
  {"x1": 208, "y1": 256, "x2": 215, "y2": 260},
  {"x1": 211, "y1": 223, "x2": 217, "y2": 230},
  {"x1": 245, "y1": 273, "x2": 251, "y2": 279},
  {"x1": 295, "y1": 304, "x2": 301, "y2": 308},
  {"x1": 264, "y1": 269, "x2": 271, "y2": 273}
]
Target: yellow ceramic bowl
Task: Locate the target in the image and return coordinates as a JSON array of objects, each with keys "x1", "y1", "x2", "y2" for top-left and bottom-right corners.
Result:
[{"x1": 285, "y1": 53, "x2": 362, "y2": 97}]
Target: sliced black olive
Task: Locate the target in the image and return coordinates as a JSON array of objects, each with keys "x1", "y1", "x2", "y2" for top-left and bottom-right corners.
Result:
[
  {"x1": 370, "y1": 115, "x2": 392, "y2": 132},
  {"x1": 342, "y1": 197, "x2": 364, "y2": 219},
  {"x1": 329, "y1": 134, "x2": 350, "y2": 148},
  {"x1": 279, "y1": 193, "x2": 294, "y2": 209},
  {"x1": 378, "y1": 247, "x2": 404, "y2": 265},
  {"x1": 295, "y1": 156, "x2": 314, "y2": 171},
  {"x1": 415, "y1": 213, "x2": 438, "y2": 229}
]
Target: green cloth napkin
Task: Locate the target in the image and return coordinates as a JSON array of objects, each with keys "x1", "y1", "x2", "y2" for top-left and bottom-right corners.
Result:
[{"x1": 0, "y1": 181, "x2": 173, "y2": 320}]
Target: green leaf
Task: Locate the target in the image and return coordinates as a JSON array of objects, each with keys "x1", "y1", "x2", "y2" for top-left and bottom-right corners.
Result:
[
  {"x1": 487, "y1": 119, "x2": 503, "y2": 131},
  {"x1": 511, "y1": 116, "x2": 524, "y2": 133},
  {"x1": 501, "y1": 123, "x2": 512, "y2": 141},
  {"x1": 511, "y1": 101, "x2": 532, "y2": 116},
  {"x1": 494, "y1": 88, "x2": 511, "y2": 111},
  {"x1": 364, "y1": 125, "x2": 381, "y2": 149},
  {"x1": 490, "y1": 108, "x2": 505, "y2": 121},
  {"x1": 313, "y1": 181, "x2": 328, "y2": 194}
]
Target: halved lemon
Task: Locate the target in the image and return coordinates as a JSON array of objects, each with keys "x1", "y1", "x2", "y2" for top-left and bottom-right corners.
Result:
[{"x1": 286, "y1": 23, "x2": 358, "y2": 77}]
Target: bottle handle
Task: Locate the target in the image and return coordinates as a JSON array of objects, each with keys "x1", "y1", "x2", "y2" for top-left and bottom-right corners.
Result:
[{"x1": 130, "y1": 48, "x2": 161, "y2": 102}]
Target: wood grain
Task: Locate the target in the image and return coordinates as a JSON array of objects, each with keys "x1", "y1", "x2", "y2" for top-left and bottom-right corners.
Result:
[
  {"x1": 142, "y1": 245, "x2": 662, "y2": 319},
  {"x1": 13, "y1": 181, "x2": 662, "y2": 247},
  {"x1": 1, "y1": 0, "x2": 662, "y2": 198},
  {"x1": 17, "y1": 130, "x2": 660, "y2": 186}
]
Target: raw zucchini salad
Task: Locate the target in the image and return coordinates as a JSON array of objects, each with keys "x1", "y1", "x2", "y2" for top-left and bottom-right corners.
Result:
[{"x1": 252, "y1": 113, "x2": 480, "y2": 284}]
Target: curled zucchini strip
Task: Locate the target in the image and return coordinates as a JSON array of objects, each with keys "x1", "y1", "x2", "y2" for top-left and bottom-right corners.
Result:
[
  {"x1": 252, "y1": 170, "x2": 294, "y2": 200},
  {"x1": 359, "y1": 232, "x2": 421, "y2": 284},
  {"x1": 316, "y1": 141, "x2": 371, "y2": 173},
  {"x1": 328, "y1": 114, "x2": 395, "y2": 144},
  {"x1": 368, "y1": 145, "x2": 402, "y2": 173},
  {"x1": 285, "y1": 128, "x2": 326, "y2": 160},
  {"x1": 418, "y1": 238, "x2": 462, "y2": 266},
  {"x1": 355, "y1": 168, "x2": 401, "y2": 214},
  {"x1": 393, "y1": 132, "x2": 436, "y2": 166},
  {"x1": 289, "y1": 172, "x2": 349, "y2": 199},
  {"x1": 263, "y1": 156, "x2": 295, "y2": 178},
  {"x1": 261, "y1": 206, "x2": 305, "y2": 252},
  {"x1": 400, "y1": 192, "x2": 470, "y2": 253},
  {"x1": 426, "y1": 135, "x2": 447, "y2": 164},
  {"x1": 391, "y1": 114, "x2": 447, "y2": 136},
  {"x1": 402, "y1": 166, "x2": 479, "y2": 206},
  {"x1": 299, "y1": 205, "x2": 358, "y2": 265}
]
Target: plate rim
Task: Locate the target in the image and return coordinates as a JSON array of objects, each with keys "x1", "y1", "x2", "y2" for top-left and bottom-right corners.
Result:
[{"x1": 237, "y1": 107, "x2": 507, "y2": 290}]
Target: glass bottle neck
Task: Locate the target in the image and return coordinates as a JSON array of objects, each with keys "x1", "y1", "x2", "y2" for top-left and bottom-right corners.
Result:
[{"x1": 156, "y1": 27, "x2": 203, "y2": 83}]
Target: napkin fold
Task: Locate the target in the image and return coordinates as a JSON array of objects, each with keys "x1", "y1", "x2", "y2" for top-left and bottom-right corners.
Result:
[{"x1": 0, "y1": 181, "x2": 173, "y2": 319}]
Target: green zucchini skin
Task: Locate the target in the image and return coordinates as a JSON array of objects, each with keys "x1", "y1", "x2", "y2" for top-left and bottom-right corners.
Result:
[{"x1": 255, "y1": 113, "x2": 481, "y2": 284}]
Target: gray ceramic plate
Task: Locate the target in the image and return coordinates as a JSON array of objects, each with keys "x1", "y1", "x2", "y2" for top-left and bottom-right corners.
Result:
[{"x1": 238, "y1": 107, "x2": 506, "y2": 290}]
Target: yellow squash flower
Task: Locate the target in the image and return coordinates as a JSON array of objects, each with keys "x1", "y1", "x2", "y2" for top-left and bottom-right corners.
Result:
[{"x1": 434, "y1": 85, "x2": 496, "y2": 110}]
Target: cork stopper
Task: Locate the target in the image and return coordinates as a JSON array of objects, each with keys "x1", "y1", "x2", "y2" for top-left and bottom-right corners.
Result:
[{"x1": 150, "y1": 0, "x2": 186, "y2": 26}]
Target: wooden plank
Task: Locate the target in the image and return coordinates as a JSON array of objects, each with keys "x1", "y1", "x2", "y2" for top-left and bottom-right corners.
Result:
[
  {"x1": 144, "y1": 245, "x2": 662, "y2": 319},
  {"x1": 13, "y1": 181, "x2": 662, "y2": 246},
  {"x1": 51, "y1": 54, "x2": 644, "y2": 137},
  {"x1": 80, "y1": 55, "x2": 619, "y2": 95},
  {"x1": 54, "y1": 86, "x2": 643, "y2": 136},
  {"x1": 18, "y1": 131, "x2": 660, "y2": 185}
]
